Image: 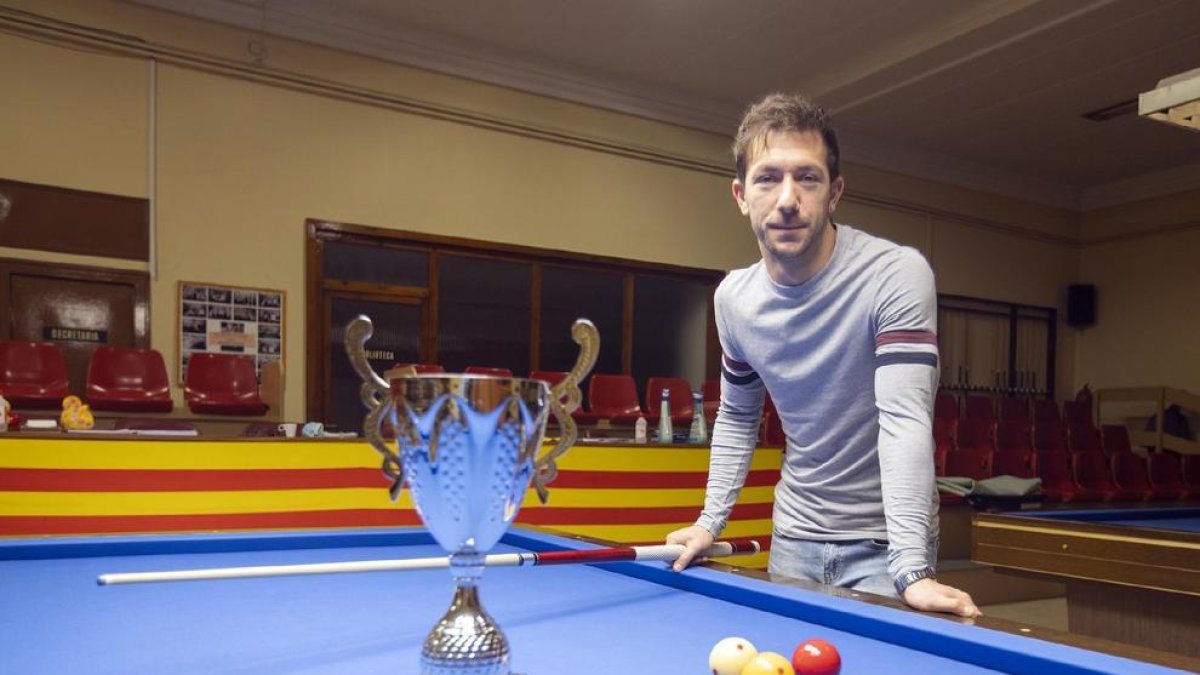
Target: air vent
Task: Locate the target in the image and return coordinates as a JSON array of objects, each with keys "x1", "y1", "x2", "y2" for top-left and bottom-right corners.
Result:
[{"x1": 1081, "y1": 99, "x2": 1138, "y2": 122}]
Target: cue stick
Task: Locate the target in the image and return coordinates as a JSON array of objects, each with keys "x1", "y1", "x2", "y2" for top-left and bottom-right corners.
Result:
[{"x1": 97, "y1": 540, "x2": 760, "y2": 586}]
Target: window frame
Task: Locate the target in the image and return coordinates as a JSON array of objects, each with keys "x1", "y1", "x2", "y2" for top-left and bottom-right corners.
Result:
[
  {"x1": 937, "y1": 293, "x2": 1057, "y2": 399},
  {"x1": 305, "y1": 219, "x2": 723, "y2": 422}
]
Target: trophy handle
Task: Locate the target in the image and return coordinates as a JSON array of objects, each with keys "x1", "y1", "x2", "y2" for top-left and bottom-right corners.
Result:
[
  {"x1": 344, "y1": 316, "x2": 403, "y2": 494},
  {"x1": 534, "y1": 318, "x2": 600, "y2": 503}
]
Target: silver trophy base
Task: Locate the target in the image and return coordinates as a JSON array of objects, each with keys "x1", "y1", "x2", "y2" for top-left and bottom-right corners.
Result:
[{"x1": 420, "y1": 585, "x2": 511, "y2": 675}]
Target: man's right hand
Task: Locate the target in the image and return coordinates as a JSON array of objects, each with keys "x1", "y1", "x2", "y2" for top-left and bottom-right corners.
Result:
[{"x1": 665, "y1": 525, "x2": 716, "y2": 572}]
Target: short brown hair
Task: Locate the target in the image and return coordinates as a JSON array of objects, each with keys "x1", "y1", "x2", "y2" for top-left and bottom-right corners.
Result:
[{"x1": 733, "y1": 93, "x2": 840, "y2": 183}]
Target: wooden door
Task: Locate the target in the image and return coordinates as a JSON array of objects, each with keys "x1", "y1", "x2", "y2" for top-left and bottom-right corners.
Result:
[{"x1": 1, "y1": 259, "x2": 150, "y2": 396}]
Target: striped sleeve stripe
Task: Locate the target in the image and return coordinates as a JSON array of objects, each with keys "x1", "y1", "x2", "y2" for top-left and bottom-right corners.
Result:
[
  {"x1": 722, "y1": 366, "x2": 761, "y2": 386},
  {"x1": 876, "y1": 342, "x2": 938, "y2": 357},
  {"x1": 875, "y1": 330, "x2": 937, "y2": 348},
  {"x1": 723, "y1": 355, "x2": 752, "y2": 371},
  {"x1": 875, "y1": 352, "x2": 938, "y2": 368},
  {"x1": 722, "y1": 354, "x2": 760, "y2": 386}
]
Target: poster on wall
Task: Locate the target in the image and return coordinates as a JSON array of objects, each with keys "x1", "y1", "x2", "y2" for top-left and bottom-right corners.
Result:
[{"x1": 178, "y1": 282, "x2": 284, "y2": 384}]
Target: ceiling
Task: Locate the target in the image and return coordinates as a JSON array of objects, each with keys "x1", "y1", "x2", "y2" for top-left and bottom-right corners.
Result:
[{"x1": 131, "y1": 0, "x2": 1200, "y2": 210}]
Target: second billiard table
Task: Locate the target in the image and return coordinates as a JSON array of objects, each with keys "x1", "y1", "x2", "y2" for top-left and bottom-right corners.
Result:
[
  {"x1": 973, "y1": 505, "x2": 1200, "y2": 658},
  {"x1": 1, "y1": 526, "x2": 1196, "y2": 674}
]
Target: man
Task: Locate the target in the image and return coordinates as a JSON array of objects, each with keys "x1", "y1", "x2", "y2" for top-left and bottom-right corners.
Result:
[{"x1": 666, "y1": 93, "x2": 979, "y2": 618}]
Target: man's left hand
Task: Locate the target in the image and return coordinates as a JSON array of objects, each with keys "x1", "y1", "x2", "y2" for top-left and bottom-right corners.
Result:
[{"x1": 902, "y1": 578, "x2": 981, "y2": 618}]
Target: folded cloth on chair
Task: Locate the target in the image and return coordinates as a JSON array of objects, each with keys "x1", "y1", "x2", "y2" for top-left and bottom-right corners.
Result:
[
  {"x1": 937, "y1": 476, "x2": 975, "y2": 497},
  {"x1": 937, "y1": 475, "x2": 1042, "y2": 498}
]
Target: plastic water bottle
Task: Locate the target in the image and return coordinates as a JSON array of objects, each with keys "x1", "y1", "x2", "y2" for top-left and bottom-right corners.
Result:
[
  {"x1": 657, "y1": 387, "x2": 673, "y2": 444},
  {"x1": 0, "y1": 391, "x2": 9, "y2": 432},
  {"x1": 687, "y1": 390, "x2": 707, "y2": 444},
  {"x1": 634, "y1": 416, "x2": 647, "y2": 443}
]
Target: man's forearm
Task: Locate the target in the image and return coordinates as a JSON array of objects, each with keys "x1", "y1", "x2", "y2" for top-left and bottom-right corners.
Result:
[
  {"x1": 875, "y1": 363, "x2": 938, "y2": 579},
  {"x1": 695, "y1": 407, "x2": 760, "y2": 536}
]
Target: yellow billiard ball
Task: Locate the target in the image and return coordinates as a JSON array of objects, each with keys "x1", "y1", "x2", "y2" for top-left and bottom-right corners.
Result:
[{"x1": 740, "y1": 651, "x2": 795, "y2": 675}]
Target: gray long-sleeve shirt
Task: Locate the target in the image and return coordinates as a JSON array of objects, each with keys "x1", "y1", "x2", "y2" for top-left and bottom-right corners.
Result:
[{"x1": 696, "y1": 224, "x2": 940, "y2": 581}]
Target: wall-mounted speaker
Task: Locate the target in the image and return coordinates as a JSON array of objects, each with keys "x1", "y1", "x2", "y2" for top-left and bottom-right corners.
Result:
[{"x1": 1067, "y1": 284, "x2": 1096, "y2": 327}]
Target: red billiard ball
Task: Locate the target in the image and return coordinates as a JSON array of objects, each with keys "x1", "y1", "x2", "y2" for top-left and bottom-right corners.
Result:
[{"x1": 791, "y1": 638, "x2": 840, "y2": 675}]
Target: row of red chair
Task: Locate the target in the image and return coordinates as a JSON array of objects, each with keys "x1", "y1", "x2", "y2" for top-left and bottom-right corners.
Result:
[
  {"x1": 933, "y1": 409, "x2": 1200, "y2": 503},
  {"x1": 938, "y1": 445, "x2": 1199, "y2": 503},
  {"x1": 0, "y1": 340, "x2": 267, "y2": 417},
  {"x1": 935, "y1": 391, "x2": 1092, "y2": 427},
  {"x1": 394, "y1": 366, "x2": 718, "y2": 426},
  {"x1": 934, "y1": 418, "x2": 1138, "y2": 456}
]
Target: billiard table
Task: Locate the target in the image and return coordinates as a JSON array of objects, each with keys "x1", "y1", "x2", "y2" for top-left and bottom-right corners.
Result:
[
  {"x1": 1, "y1": 526, "x2": 1195, "y2": 674},
  {"x1": 973, "y1": 506, "x2": 1200, "y2": 658}
]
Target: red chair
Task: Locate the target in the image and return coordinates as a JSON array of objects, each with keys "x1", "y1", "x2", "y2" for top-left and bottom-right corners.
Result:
[
  {"x1": 1037, "y1": 451, "x2": 1080, "y2": 503},
  {"x1": 934, "y1": 391, "x2": 958, "y2": 422},
  {"x1": 392, "y1": 363, "x2": 446, "y2": 374},
  {"x1": 587, "y1": 374, "x2": 645, "y2": 424},
  {"x1": 994, "y1": 449, "x2": 1037, "y2": 479},
  {"x1": 1072, "y1": 451, "x2": 1125, "y2": 502},
  {"x1": 998, "y1": 397, "x2": 1031, "y2": 425},
  {"x1": 184, "y1": 353, "x2": 268, "y2": 416},
  {"x1": 0, "y1": 340, "x2": 70, "y2": 409},
  {"x1": 933, "y1": 417, "x2": 958, "y2": 455},
  {"x1": 1033, "y1": 420, "x2": 1067, "y2": 454},
  {"x1": 957, "y1": 418, "x2": 996, "y2": 452},
  {"x1": 1063, "y1": 399, "x2": 1093, "y2": 427},
  {"x1": 945, "y1": 448, "x2": 993, "y2": 480},
  {"x1": 1147, "y1": 452, "x2": 1192, "y2": 500},
  {"x1": 934, "y1": 447, "x2": 948, "y2": 478},
  {"x1": 760, "y1": 394, "x2": 785, "y2": 446},
  {"x1": 997, "y1": 421, "x2": 1034, "y2": 453},
  {"x1": 935, "y1": 444, "x2": 963, "y2": 506},
  {"x1": 529, "y1": 370, "x2": 596, "y2": 423},
  {"x1": 464, "y1": 366, "x2": 514, "y2": 377},
  {"x1": 1032, "y1": 398, "x2": 1062, "y2": 427},
  {"x1": 963, "y1": 395, "x2": 996, "y2": 422},
  {"x1": 1186, "y1": 455, "x2": 1200, "y2": 496},
  {"x1": 1100, "y1": 425, "x2": 1133, "y2": 455},
  {"x1": 85, "y1": 346, "x2": 173, "y2": 413},
  {"x1": 645, "y1": 377, "x2": 694, "y2": 426},
  {"x1": 528, "y1": 370, "x2": 566, "y2": 387},
  {"x1": 702, "y1": 379, "x2": 720, "y2": 424},
  {"x1": 1067, "y1": 424, "x2": 1103, "y2": 453},
  {"x1": 1109, "y1": 452, "x2": 1155, "y2": 501}
]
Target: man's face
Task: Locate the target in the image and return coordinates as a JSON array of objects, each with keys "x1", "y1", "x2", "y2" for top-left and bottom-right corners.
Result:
[{"x1": 732, "y1": 130, "x2": 844, "y2": 284}]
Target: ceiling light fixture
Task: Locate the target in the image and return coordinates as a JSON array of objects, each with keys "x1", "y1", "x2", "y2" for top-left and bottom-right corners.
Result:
[{"x1": 1139, "y1": 67, "x2": 1200, "y2": 132}]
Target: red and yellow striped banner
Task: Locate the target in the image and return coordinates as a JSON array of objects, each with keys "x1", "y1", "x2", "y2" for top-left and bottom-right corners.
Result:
[{"x1": 0, "y1": 437, "x2": 780, "y2": 568}]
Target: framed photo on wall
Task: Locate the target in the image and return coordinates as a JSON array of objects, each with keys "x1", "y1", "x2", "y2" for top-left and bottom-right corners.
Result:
[{"x1": 177, "y1": 281, "x2": 284, "y2": 384}]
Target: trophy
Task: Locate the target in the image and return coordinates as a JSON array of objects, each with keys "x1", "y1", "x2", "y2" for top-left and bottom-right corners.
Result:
[{"x1": 345, "y1": 316, "x2": 599, "y2": 674}]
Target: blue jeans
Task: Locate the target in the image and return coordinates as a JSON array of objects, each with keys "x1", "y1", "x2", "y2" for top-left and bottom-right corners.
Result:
[{"x1": 767, "y1": 534, "x2": 900, "y2": 598}]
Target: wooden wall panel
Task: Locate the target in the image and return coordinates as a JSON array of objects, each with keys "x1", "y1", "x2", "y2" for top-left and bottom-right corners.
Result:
[{"x1": 0, "y1": 178, "x2": 148, "y2": 261}]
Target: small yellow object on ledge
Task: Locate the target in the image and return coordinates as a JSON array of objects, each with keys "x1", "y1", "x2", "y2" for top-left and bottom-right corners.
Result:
[{"x1": 60, "y1": 395, "x2": 95, "y2": 431}]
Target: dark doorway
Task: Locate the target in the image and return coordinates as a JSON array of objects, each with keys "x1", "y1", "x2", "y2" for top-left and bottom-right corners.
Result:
[{"x1": 325, "y1": 293, "x2": 425, "y2": 433}]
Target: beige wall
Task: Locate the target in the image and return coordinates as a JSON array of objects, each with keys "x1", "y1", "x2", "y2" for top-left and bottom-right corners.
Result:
[
  {"x1": 837, "y1": 167, "x2": 1081, "y2": 400},
  {"x1": 1077, "y1": 190, "x2": 1200, "y2": 394},
  {"x1": 10, "y1": 0, "x2": 1171, "y2": 420},
  {"x1": 0, "y1": 21, "x2": 148, "y2": 197}
]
